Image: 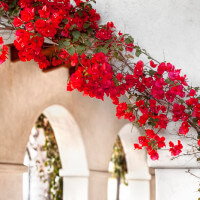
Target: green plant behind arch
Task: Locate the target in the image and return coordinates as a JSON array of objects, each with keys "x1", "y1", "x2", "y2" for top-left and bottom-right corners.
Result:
[{"x1": 35, "y1": 114, "x2": 63, "y2": 200}]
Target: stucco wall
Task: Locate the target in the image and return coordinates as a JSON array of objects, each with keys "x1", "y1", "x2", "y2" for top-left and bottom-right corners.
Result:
[
  {"x1": 0, "y1": 58, "x2": 126, "y2": 169},
  {"x1": 96, "y1": 0, "x2": 200, "y2": 86},
  {"x1": 0, "y1": 57, "x2": 126, "y2": 199}
]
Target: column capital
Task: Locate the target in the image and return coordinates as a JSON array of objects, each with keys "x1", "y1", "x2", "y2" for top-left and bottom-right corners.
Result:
[
  {"x1": 59, "y1": 169, "x2": 90, "y2": 177},
  {"x1": 0, "y1": 163, "x2": 27, "y2": 174}
]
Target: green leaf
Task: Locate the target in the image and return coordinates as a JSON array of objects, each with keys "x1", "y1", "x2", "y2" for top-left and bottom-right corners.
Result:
[
  {"x1": 72, "y1": 31, "x2": 80, "y2": 40},
  {"x1": 179, "y1": 99, "x2": 185, "y2": 104},
  {"x1": 69, "y1": 24, "x2": 77, "y2": 30},
  {"x1": 67, "y1": 46, "x2": 76, "y2": 56},
  {"x1": 87, "y1": 27, "x2": 93, "y2": 34},
  {"x1": 135, "y1": 49, "x2": 142, "y2": 57},
  {"x1": 58, "y1": 40, "x2": 70, "y2": 50},
  {"x1": 76, "y1": 45, "x2": 86, "y2": 55},
  {"x1": 149, "y1": 70, "x2": 155, "y2": 76},
  {"x1": 83, "y1": 22, "x2": 91, "y2": 29},
  {"x1": 85, "y1": 40, "x2": 92, "y2": 47},
  {"x1": 77, "y1": 11, "x2": 83, "y2": 17},
  {"x1": 96, "y1": 47, "x2": 109, "y2": 55},
  {"x1": 62, "y1": 18, "x2": 69, "y2": 24},
  {"x1": 87, "y1": 3, "x2": 92, "y2": 10},
  {"x1": 124, "y1": 36, "x2": 134, "y2": 44}
]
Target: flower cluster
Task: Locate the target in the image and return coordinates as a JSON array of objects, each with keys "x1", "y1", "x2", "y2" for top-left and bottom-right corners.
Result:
[
  {"x1": 169, "y1": 140, "x2": 183, "y2": 156},
  {"x1": 134, "y1": 129, "x2": 165, "y2": 160},
  {"x1": 0, "y1": 37, "x2": 8, "y2": 64},
  {"x1": 0, "y1": 0, "x2": 200, "y2": 160},
  {"x1": 8, "y1": 0, "x2": 100, "y2": 68}
]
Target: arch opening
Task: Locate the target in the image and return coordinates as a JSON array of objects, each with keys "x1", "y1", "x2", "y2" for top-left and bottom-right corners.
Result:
[
  {"x1": 23, "y1": 105, "x2": 89, "y2": 200},
  {"x1": 108, "y1": 123, "x2": 155, "y2": 200}
]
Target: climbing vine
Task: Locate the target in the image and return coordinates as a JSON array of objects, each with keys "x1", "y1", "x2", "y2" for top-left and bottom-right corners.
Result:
[
  {"x1": 110, "y1": 136, "x2": 127, "y2": 200},
  {"x1": 0, "y1": 0, "x2": 200, "y2": 161},
  {"x1": 35, "y1": 114, "x2": 63, "y2": 200}
]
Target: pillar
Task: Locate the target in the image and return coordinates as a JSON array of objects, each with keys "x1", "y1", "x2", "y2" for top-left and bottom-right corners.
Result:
[
  {"x1": 60, "y1": 169, "x2": 89, "y2": 200},
  {"x1": 0, "y1": 163, "x2": 27, "y2": 200},
  {"x1": 89, "y1": 170, "x2": 110, "y2": 200},
  {"x1": 126, "y1": 172, "x2": 151, "y2": 200}
]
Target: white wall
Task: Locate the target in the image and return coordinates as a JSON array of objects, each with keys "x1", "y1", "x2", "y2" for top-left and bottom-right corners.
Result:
[{"x1": 95, "y1": 0, "x2": 200, "y2": 86}]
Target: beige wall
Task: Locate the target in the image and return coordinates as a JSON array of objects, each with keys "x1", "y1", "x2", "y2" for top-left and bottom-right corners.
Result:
[
  {"x1": 0, "y1": 57, "x2": 126, "y2": 167},
  {"x1": 0, "y1": 56, "x2": 127, "y2": 199}
]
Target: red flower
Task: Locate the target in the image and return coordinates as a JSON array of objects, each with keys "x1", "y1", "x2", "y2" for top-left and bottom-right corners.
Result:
[
  {"x1": 21, "y1": 8, "x2": 35, "y2": 22},
  {"x1": 13, "y1": 17, "x2": 23, "y2": 27},
  {"x1": 70, "y1": 53, "x2": 78, "y2": 66},
  {"x1": 134, "y1": 144, "x2": 142, "y2": 150},
  {"x1": 0, "y1": 37, "x2": 3, "y2": 45},
  {"x1": 149, "y1": 150, "x2": 159, "y2": 160},
  {"x1": 189, "y1": 89, "x2": 196, "y2": 96},
  {"x1": 139, "y1": 136, "x2": 149, "y2": 147},
  {"x1": 52, "y1": 57, "x2": 62, "y2": 66},
  {"x1": 179, "y1": 122, "x2": 190, "y2": 135},
  {"x1": 0, "y1": 2, "x2": 8, "y2": 11},
  {"x1": 25, "y1": 22, "x2": 34, "y2": 31},
  {"x1": 116, "y1": 73, "x2": 123, "y2": 82},
  {"x1": 96, "y1": 29, "x2": 112, "y2": 40},
  {"x1": 0, "y1": 45, "x2": 8, "y2": 64},
  {"x1": 157, "y1": 62, "x2": 166, "y2": 75},
  {"x1": 116, "y1": 102, "x2": 127, "y2": 119},
  {"x1": 134, "y1": 61, "x2": 144, "y2": 77},
  {"x1": 38, "y1": 6, "x2": 50, "y2": 19},
  {"x1": 150, "y1": 60, "x2": 157, "y2": 68},
  {"x1": 124, "y1": 112, "x2": 135, "y2": 122},
  {"x1": 169, "y1": 140, "x2": 183, "y2": 156},
  {"x1": 172, "y1": 103, "x2": 186, "y2": 122}
]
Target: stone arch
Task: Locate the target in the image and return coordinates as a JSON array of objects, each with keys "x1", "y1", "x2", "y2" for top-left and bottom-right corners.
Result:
[
  {"x1": 26, "y1": 104, "x2": 89, "y2": 200},
  {"x1": 118, "y1": 123, "x2": 152, "y2": 200}
]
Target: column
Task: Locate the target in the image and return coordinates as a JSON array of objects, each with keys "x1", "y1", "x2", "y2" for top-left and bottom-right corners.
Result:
[
  {"x1": 88, "y1": 170, "x2": 110, "y2": 200},
  {"x1": 0, "y1": 163, "x2": 27, "y2": 200},
  {"x1": 60, "y1": 169, "x2": 89, "y2": 200},
  {"x1": 126, "y1": 172, "x2": 151, "y2": 200}
]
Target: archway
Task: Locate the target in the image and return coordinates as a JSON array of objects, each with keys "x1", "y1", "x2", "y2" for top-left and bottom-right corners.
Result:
[
  {"x1": 110, "y1": 123, "x2": 154, "y2": 200},
  {"x1": 24, "y1": 114, "x2": 63, "y2": 200},
  {"x1": 24, "y1": 105, "x2": 89, "y2": 200}
]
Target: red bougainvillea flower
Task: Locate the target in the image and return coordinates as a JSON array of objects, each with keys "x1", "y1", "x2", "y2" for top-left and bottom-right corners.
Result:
[
  {"x1": 179, "y1": 121, "x2": 190, "y2": 135},
  {"x1": 13, "y1": 17, "x2": 23, "y2": 27},
  {"x1": 189, "y1": 89, "x2": 196, "y2": 96},
  {"x1": 134, "y1": 61, "x2": 144, "y2": 77},
  {"x1": 116, "y1": 102, "x2": 128, "y2": 119},
  {"x1": 198, "y1": 139, "x2": 200, "y2": 146},
  {"x1": 96, "y1": 28, "x2": 112, "y2": 40},
  {"x1": 0, "y1": 2, "x2": 8, "y2": 11},
  {"x1": 134, "y1": 143, "x2": 142, "y2": 150},
  {"x1": 149, "y1": 150, "x2": 159, "y2": 160},
  {"x1": 169, "y1": 140, "x2": 183, "y2": 156},
  {"x1": 20, "y1": 7, "x2": 35, "y2": 22},
  {"x1": 0, "y1": 45, "x2": 9, "y2": 64},
  {"x1": 150, "y1": 60, "x2": 157, "y2": 68},
  {"x1": 0, "y1": 37, "x2": 3, "y2": 45},
  {"x1": 0, "y1": 37, "x2": 8, "y2": 65}
]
